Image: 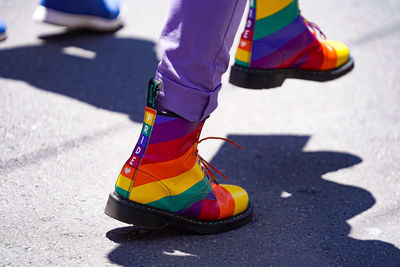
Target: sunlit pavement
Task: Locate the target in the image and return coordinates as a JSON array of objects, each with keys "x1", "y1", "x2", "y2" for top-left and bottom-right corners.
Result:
[{"x1": 1, "y1": 0, "x2": 400, "y2": 265}]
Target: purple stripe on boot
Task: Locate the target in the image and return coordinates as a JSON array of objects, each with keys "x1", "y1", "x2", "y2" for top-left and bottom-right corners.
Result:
[
  {"x1": 251, "y1": 16, "x2": 307, "y2": 61},
  {"x1": 153, "y1": 115, "x2": 176, "y2": 124},
  {"x1": 178, "y1": 199, "x2": 202, "y2": 218},
  {"x1": 150, "y1": 117, "x2": 199, "y2": 144},
  {"x1": 251, "y1": 29, "x2": 315, "y2": 69}
]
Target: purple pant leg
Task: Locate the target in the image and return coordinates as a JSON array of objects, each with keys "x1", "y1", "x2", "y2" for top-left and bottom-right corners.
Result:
[{"x1": 155, "y1": 0, "x2": 247, "y2": 121}]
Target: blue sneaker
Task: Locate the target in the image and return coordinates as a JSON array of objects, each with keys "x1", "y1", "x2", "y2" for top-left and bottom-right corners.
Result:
[
  {"x1": 0, "y1": 19, "x2": 6, "y2": 41},
  {"x1": 32, "y1": 0, "x2": 124, "y2": 32}
]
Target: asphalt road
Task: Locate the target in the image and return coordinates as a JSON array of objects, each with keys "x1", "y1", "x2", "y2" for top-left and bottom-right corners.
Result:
[{"x1": 1, "y1": 0, "x2": 400, "y2": 266}]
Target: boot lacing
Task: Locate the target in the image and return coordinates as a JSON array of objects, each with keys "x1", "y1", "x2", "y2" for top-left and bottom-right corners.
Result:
[
  {"x1": 302, "y1": 15, "x2": 327, "y2": 40},
  {"x1": 195, "y1": 137, "x2": 244, "y2": 184}
]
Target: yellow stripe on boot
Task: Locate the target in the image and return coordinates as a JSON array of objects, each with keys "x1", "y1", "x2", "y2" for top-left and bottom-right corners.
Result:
[
  {"x1": 236, "y1": 48, "x2": 251, "y2": 64},
  {"x1": 116, "y1": 174, "x2": 132, "y2": 192},
  {"x1": 256, "y1": 0, "x2": 294, "y2": 20},
  {"x1": 129, "y1": 163, "x2": 204, "y2": 204}
]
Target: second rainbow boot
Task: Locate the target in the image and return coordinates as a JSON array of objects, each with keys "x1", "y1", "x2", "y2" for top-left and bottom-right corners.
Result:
[
  {"x1": 230, "y1": 0, "x2": 354, "y2": 89},
  {"x1": 105, "y1": 79, "x2": 252, "y2": 234}
]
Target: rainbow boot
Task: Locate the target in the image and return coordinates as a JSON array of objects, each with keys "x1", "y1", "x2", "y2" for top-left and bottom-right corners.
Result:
[
  {"x1": 230, "y1": 0, "x2": 354, "y2": 89},
  {"x1": 105, "y1": 79, "x2": 252, "y2": 234}
]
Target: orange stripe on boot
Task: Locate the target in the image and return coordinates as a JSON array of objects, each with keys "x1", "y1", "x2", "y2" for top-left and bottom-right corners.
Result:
[
  {"x1": 320, "y1": 41, "x2": 338, "y2": 70},
  {"x1": 130, "y1": 169, "x2": 156, "y2": 189},
  {"x1": 212, "y1": 184, "x2": 235, "y2": 219},
  {"x1": 239, "y1": 38, "x2": 252, "y2": 51},
  {"x1": 138, "y1": 144, "x2": 197, "y2": 184}
]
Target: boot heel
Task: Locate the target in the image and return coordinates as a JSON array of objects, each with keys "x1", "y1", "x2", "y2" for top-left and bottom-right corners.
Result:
[
  {"x1": 229, "y1": 64, "x2": 285, "y2": 89},
  {"x1": 105, "y1": 192, "x2": 170, "y2": 230}
]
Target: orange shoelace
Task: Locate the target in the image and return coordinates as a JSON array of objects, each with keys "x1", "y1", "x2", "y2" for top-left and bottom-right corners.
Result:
[{"x1": 195, "y1": 137, "x2": 244, "y2": 184}]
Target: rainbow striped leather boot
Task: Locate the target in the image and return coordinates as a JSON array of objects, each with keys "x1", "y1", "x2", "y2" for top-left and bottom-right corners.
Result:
[
  {"x1": 105, "y1": 79, "x2": 252, "y2": 234},
  {"x1": 230, "y1": 0, "x2": 354, "y2": 89}
]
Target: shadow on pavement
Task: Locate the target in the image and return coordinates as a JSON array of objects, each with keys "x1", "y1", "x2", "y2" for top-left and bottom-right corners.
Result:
[
  {"x1": 106, "y1": 134, "x2": 400, "y2": 266},
  {"x1": 0, "y1": 29, "x2": 158, "y2": 122}
]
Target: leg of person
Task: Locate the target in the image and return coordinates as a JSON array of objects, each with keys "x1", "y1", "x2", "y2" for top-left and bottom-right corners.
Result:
[
  {"x1": 32, "y1": 0, "x2": 123, "y2": 31},
  {"x1": 155, "y1": 0, "x2": 248, "y2": 122},
  {"x1": 0, "y1": 18, "x2": 6, "y2": 41},
  {"x1": 104, "y1": 0, "x2": 253, "y2": 234},
  {"x1": 230, "y1": 0, "x2": 354, "y2": 89}
]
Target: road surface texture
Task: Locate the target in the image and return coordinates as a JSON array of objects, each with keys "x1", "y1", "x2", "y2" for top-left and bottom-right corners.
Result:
[{"x1": 1, "y1": 0, "x2": 400, "y2": 266}]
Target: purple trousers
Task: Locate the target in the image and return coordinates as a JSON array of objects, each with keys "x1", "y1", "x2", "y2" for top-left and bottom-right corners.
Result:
[{"x1": 155, "y1": 0, "x2": 247, "y2": 121}]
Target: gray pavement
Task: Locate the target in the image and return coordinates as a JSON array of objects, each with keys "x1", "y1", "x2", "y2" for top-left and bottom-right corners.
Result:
[{"x1": 1, "y1": 0, "x2": 400, "y2": 266}]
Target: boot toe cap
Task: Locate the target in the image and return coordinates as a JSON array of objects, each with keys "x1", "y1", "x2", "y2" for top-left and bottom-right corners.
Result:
[
  {"x1": 220, "y1": 184, "x2": 250, "y2": 216},
  {"x1": 325, "y1": 40, "x2": 350, "y2": 68}
]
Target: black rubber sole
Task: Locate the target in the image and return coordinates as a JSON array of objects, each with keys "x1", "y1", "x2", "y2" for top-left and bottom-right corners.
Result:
[
  {"x1": 104, "y1": 192, "x2": 253, "y2": 235},
  {"x1": 229, "y1": 56, "x2": 354, "y2": 89}
]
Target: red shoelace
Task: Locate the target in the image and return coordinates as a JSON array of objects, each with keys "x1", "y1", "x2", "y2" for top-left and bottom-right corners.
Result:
[{"x1": 195, "y1": 137, "x2": 244, "y2": 183}]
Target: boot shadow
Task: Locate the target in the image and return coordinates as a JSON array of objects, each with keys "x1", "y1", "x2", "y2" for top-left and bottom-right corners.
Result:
[
  {"x1": 0, "y1": 29, "x2": 158, "y2": 122},
  {"x1": 105, "y1": 134, "x2": 400, "y2": 266}
]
